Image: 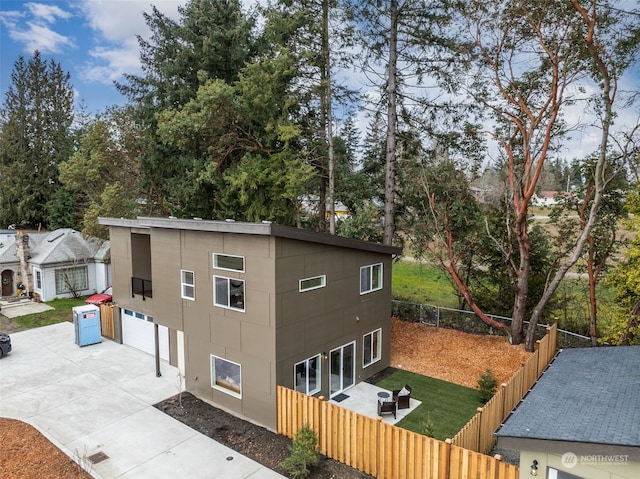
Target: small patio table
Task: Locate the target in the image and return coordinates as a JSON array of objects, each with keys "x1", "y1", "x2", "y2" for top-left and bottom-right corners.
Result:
[{"x1": 377, "y1": 391, "x2": 390, "y2": 399}]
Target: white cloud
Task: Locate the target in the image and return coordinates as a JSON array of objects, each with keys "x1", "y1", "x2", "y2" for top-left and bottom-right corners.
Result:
[
  {"x1": 25, "y1": 2, "x2": 72, "y2": 23},
  {"x1": 9, "y1": 21, "x2": 74, "y2": 54},
  {"x1": 77, "y1": 0, "x2": 184, "y2": 84}
]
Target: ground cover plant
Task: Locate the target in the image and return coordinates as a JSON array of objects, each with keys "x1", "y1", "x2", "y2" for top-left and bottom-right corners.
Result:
[{"x1": 375, "y1": 369, "x2": 482, "y2": 441}]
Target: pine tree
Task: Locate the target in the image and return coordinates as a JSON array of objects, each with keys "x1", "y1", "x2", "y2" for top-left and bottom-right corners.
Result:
[{"x1": 0, "y1": 51, "x2": 74, "y2": 229}]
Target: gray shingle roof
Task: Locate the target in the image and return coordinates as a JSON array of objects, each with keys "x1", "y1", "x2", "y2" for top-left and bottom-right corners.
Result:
[
  {"x1": 0, "y1": 229, "x2": 108, "y2": 267},
  {"x1": 496, "y1": 346, "x2": 640, "y2": 447}
]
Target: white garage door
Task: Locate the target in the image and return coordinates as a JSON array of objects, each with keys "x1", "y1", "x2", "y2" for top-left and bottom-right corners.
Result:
[{"x1": 122, "y1": 309, "x2": 169, "y2": 361}]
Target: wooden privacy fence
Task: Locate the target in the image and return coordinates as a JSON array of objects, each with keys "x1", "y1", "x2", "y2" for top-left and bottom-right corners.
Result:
[
  {"x1": 277, "y1": 386, "x2": 519, "y2": 479},
  {"x1": 451, "y1": 323, "x2": 558, "y2": 454},
  {"x1": 99, "y1": 303, "x2": 115, "y2": 339}
]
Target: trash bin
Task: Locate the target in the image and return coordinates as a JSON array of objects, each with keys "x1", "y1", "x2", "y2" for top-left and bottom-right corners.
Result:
[{"x1": 73, "y1": 305, "x2": 102, "y2": 347}]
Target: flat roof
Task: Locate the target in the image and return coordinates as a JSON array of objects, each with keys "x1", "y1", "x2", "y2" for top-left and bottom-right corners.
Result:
[{"x1": 98, "y1": 216, "x2": 402, "y2": 256}]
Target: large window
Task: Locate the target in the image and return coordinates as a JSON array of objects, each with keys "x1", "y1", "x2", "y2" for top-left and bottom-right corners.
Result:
[
  {"x1": 213, "y1": 253, "x2": 245, "y2": 272},
  {"x1": 181, "y1": 270, "x2": 195, "y2": 300},
  {"x1": 211, "y1": 355, "x2": 242, "y2": 398},
  {"x1": 360, "y1": 263, "x2": 383, "y2": 294},
  {"x1": 363, "y1": 328, "x2": 382, "y2": 367},
  {"x1": 214, "y1": 276, "x2": 245, "y2": 311},
  {"x1": 299, "y1": 275, "x2": 326, "y2": 292},
  {"x1": 55, "y1": 266, "x2": 88, "y2": 294},
  {"x1": 294, "y1": 355, "x2": 321, "y2": 395}
]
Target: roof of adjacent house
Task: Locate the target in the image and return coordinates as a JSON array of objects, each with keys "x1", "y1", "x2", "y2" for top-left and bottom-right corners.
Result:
[
  {"x1": 98, "y1": 217, "x2": 402, "y2": 256},
  {"x1": 495, "y1": 346, "x2": 640, "y2": 448},
  {"x1": 0, "y1": 229, "x2": 108, "y2": 266}
]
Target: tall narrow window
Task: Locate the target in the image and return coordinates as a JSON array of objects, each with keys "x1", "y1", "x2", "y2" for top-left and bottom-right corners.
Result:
[
  {"x1": 360, "y1": 263, "x2": 383, "y2": 294},
  {"x1": 363, "y1": 328, "x2": 382, "y2": 367},
  {"x1": 211, "y1": 355, "x2": 242, "y2": 398},
  {"x1": 181, "y1": 270, "x2": 195, "y2": 300},
  {"x1": 294, "y1": 355, "x2": 321, "y2": 395},
  {"x1": 214, "y1": 276, "x2": 245, "y2": 311}
]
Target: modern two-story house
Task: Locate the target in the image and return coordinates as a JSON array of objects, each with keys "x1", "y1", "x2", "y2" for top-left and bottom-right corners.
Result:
[{"x1": 99, "y1": 216, "x2": 402, "y2": 431}]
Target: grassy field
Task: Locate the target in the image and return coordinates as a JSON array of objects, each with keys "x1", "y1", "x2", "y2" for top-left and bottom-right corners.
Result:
[
  {"x1": 15, "y1": 297, "x2": 87, "y2": 329},
  {"x1": 376, "y1": 369, "x2": 481, "y2": 441},
  {"x1": 392, "y1": 260, "x2": 459, "y2": 308}
]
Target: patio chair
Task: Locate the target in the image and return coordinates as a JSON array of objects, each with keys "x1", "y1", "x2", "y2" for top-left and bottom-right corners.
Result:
[
  {"x1": 392, "y1": 384, "x2": 412, "y2": 410},
  {"x1": 377, "y1": 398, "x2": 397, "y2": 419}
]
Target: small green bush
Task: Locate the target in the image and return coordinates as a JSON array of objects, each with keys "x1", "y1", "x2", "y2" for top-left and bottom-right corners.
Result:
[
  {"x1": 477, "y1": 368, "x2": 498, "y2": 403},
  {"x1": 280, "y1": 424, "x2": 320, "y2": 479},
  {"x1": 420, "y1": 415, "x2": 436, "y2": 438}
]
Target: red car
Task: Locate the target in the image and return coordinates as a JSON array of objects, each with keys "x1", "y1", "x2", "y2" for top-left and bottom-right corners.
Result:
[{"x1": 85, "y1": 286, "x2": 112, "y2": 305}]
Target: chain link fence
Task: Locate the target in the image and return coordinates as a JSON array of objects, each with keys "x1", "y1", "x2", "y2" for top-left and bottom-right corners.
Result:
[{"x1": 391, "y1": 300, "x2": 592, "y2": 348}]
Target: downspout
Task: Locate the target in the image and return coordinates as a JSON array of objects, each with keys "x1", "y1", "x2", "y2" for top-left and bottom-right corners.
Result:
[{"x1": 155, "y1": 323, "x2": 161, "y2": 377}]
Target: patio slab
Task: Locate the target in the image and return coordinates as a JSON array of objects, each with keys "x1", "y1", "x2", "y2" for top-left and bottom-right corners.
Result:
[{"x1": 329, "y1": 381, "x2": 421, "y2": 425}]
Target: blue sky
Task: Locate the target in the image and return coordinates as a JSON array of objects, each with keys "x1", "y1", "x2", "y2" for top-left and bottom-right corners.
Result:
[
  {"x1": 0, "y1": 0, "x2": 187, "y2": 113},
  {"x1": 0, "y1": 1, "x2": 637, "y2": 163}
]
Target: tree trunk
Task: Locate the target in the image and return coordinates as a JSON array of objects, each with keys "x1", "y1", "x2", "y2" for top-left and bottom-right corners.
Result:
[
  {"x1": 525, "y1": 0, "x2": 613, "y2": 351},
  {"x1": 383, "y1": 0, "x2": 398, "y2": 246},
  {"x1": 322, "y1": 0, "x2": 336, "y2": 235},
  {"x1": 510, "y1": 213, "x2": 530, "y2": 345}
]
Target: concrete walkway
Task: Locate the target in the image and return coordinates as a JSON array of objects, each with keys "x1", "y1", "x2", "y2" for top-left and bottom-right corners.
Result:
[{"x1": 0, "y1": 322, "x2": 285, "y2": 478}]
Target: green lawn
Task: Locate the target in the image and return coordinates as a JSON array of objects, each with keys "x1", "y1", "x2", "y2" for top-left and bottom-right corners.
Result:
[
  {"x1": 15, "y1": 297, "x2": 87, "y2": 329},
  {"x1": 376, "y1": 369, "x2": 481, "y2": 441},
  {"x1": 392, "y1": 260, "x2": 458, "y2": 307}
]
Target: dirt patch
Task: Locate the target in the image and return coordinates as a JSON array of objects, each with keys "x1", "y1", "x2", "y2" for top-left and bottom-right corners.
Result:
[
  {"x1": 0, "y1": 313, "x2": 26, "y2": 334},
  {"x1": 391, "y1": 317, "x2": 532, "y2": 388},
  {"x1": 0, "y1": 417, "x2": 92, "y2": 479},
  {"x1": 155, "y1": 393, "x2": 372, "y2": 478}
]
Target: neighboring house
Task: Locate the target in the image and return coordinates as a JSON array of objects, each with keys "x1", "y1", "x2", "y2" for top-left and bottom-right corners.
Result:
[
  {"x1": 0, "y1": 229, "x2": 110, "y2": 301},
  {"x1": 99, "y1": 216, "x2": 401, "y2": 431},
  {"x1": 495, "y1": 346, "x2": 640, "y2": 479}
]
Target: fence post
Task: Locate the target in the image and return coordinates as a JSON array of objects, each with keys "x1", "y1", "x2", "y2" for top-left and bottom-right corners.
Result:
[
  {"x1": 476, "y1": 407, "x2": 483, "y2": 452},
  {"x1": 444, "y1": 438, "x2": 452, "y2": 479}
]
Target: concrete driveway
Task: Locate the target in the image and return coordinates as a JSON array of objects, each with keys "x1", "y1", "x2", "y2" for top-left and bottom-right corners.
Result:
[{"x1": 0, "y1": 322, "x2": 284, "y2": 479}]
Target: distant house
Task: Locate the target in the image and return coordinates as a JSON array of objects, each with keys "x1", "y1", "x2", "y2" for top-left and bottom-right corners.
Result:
[
  {"x1": 99, "y1": 216, "x2": 401, "y2": 431},
  {"x1": 495, "y1": 346, "x2": 640, "y2": 479},
  {"x1": 0, "y1": 229, "x2": 110, "y2": 301}
]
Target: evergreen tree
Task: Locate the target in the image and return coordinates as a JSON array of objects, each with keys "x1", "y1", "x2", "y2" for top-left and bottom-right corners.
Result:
[{"x1": 0, "y1": 51, "x2": 74, "y2": 229}]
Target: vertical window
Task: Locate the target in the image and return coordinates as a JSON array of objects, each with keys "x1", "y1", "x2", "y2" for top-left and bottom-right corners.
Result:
[
  {"x1": 213, "y1": 253, "x2": 245, "y2": 272},
  {"x1": 55, "y1": 266, "x2": 89, "y2": 294},
  {"x1": 299, "y1": 275, "x2": 326, "y2": 292},
  {"x1": 294, "y1": 355, "x2": 321, "y2": 395},
  {"x1": 214, "y1": 276, "x2": 245, "y2": 311},
  {"x1": 363, "y1": 328, "x2": 382, "y2": 367},
  {"x1": 34, "y1": 269, "x2": 42, "y2": 290},
  {"x1": 181, "y1": 270, "x2": 195, "y2": 300},
  {"x1": 211, "y1": 355, "x2": 242, "y2": 398},
  {"x1": 360, "y1": 263, "x2": 383, "y2": 294}
]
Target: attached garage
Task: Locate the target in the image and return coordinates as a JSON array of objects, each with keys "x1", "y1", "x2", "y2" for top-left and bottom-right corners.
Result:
[{"x1": 121, "y1": 309, "x2": 169, "y2": 361}]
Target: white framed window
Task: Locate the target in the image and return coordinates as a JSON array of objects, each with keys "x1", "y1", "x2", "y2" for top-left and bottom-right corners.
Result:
[
  {"x1": 299, "y1": 275, "x2": 326, "y2": 292},
  {"x1": 294, "y1": 354, "x2": 321, "y2": 395},
  {"x1": 213, "y1": 253, "x2": 245, "y2": 272},
  {"x1": 181, "y1": 270, "x2": 195, "y2": 300},
  {"x1": 211, "y1": 355, "x2": 242, "y2": 398},
  {"x1": 360, "y1": 263, "x2": 383, "y2": 294},
  {"x1": 55, "y1": 266, "x2": 89, "y2": 294},
  {"x1": 214, "y1": 276, "x2": 245, "y2": 311},
  {"x1": 363, "y1": 328, "x2": 382, "y2": 367},
  {"x1": 34, "y1": 269, "x2": 42, "y2": 290}
]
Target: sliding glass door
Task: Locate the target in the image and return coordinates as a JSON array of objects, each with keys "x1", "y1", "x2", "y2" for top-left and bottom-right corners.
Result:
[{"x1": 329, "y1": 341, "x2": 355, "y2": 398}]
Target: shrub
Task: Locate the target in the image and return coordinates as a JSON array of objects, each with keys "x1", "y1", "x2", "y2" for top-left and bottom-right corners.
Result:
[
  {"x1": 280, "y1": 424, "x2": 320, "y2": 479},
  {"x1": 477, "y1": 368, "x2": 498, "y2": 403}
]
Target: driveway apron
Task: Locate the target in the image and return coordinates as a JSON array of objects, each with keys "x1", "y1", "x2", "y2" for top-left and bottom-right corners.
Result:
[{"x1": 0, "y1": 322, "x2": 284, "y2": 478}]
